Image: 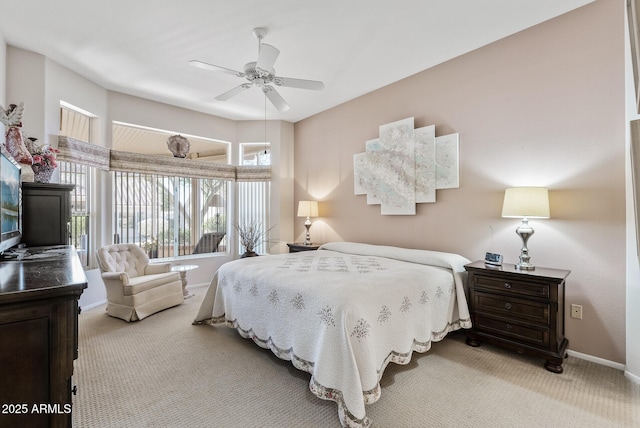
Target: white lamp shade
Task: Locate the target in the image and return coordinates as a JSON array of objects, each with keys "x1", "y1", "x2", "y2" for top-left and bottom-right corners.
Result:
[
  {"x1": 501, "y1": 187, "x2": 550, "y2": 218},
  {"x1": 297, "y1": 200, "x2": 319, "y2": 217}
]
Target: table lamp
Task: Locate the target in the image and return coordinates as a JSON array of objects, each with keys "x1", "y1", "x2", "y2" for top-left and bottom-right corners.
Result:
[
  {"x1": 501, "y1": 187, "x2": 550, "y2": 270},
  {"x1": 297, "y1": 201, "x2": 319, "y2": 245},
  {"x1": 209, "y1": 194, "x2": 225, "y2": 233}
]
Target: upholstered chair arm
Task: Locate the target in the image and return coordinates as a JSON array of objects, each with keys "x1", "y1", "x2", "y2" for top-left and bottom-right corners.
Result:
[
  {"x1": 102, "y1": 271, "x2": 131, "y2": 286},
  {"x1": 145, "y1": 263, "x2": 172, "y2": 275}
]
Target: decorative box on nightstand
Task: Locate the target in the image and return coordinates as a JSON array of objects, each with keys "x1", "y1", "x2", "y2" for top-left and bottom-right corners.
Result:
[
  {"x1": 464, "y1": 260, "x2": 571, "y2": 373},
  {"x1": 287, "y1": 243, "x2": 322, "y2": 253}
]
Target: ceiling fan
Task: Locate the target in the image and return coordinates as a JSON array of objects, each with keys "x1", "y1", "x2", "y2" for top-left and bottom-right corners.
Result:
[{"x1": 189, "y1": 28, "x2": 324, "y2": 112}]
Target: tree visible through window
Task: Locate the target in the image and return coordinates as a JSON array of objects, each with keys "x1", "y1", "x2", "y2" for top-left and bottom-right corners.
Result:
[
  {"x1": 112, "y1": 172, "x2": 228, "y2": 259},
  {"x1": 111, "y1": 123, "x2": 230, "y2": 259}
]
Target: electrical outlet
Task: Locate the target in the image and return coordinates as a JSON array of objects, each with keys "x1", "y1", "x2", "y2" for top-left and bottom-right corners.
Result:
[{"x1": 571, "y1": 304, "x2": 583, "y2": 319}]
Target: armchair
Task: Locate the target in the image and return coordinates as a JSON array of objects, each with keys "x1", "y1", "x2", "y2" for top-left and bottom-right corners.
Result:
[{"x1": 97, "y1": 243, "x2": 183, "y2": 322}]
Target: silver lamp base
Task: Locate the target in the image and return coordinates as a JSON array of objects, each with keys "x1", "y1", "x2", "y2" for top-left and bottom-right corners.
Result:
[
  {"x1": 515, "y1": 218, "x2": 535, "y2": 271},
  {"x1": 303, "y1": 217, "x2": 312, "y2": 245}
]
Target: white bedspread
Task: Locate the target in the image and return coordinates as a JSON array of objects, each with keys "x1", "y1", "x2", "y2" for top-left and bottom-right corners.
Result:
[{"x1": 193, "y1": 242, "x2": 471, "y2": 427}]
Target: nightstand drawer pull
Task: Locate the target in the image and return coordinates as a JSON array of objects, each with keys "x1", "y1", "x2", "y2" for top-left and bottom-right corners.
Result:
[
  {"x1": 505, "y1": 324, "x2": 513, "y2": 330},
  {"x1": 504, "y1": 302, "x2": 513, "y2": 310},
  {"x1": 504, "y1": 282, "x2": 512, "y2": 289}
]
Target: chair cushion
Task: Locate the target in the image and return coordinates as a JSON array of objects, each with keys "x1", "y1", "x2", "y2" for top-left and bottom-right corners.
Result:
[{"x1": 122, "y1": 272, "x2": 181, "y2": 296}]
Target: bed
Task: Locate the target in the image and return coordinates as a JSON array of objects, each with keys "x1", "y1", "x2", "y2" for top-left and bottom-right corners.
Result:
[{"x1": 193, "y1": 242, "x2": 472, "y2": 427}]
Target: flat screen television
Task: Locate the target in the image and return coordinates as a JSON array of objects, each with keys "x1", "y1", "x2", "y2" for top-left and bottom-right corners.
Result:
[{"x1": 0, "y1": 147, "x2": 22, "y2": 254}]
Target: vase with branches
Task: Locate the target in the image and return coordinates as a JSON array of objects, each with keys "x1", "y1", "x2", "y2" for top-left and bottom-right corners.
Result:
[{"x1": 235, "y1": 220, "x2": 275, "y2": 257}]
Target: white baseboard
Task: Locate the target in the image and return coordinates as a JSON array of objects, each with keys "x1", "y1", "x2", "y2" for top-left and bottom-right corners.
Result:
[
  {"x1": 187, "y1": 282, "x2": 210, "y2": 289},
  {"x1": 80, "y1": 299, "x2": 107, "y2": 312},
  {"x1": 567, "y1": 349, "x2": 626, "y2": 371},
  {"x1": 625, "y1": 369, "x2": 640, "y2": 384}
]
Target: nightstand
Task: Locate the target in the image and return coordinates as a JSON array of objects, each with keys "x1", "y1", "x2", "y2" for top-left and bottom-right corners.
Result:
[
  {"x1": 464, "y1": 260, "x2": 571, "y2": 373},
  {"x1": 287, "y1": 243, "x2": 321, "y2": 253}
]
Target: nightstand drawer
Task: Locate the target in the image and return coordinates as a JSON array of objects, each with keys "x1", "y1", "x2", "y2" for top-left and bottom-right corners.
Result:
[
  {"x1": 474, "y1": 274, "x2": 550, "y2": 300},
  {"x1": 475, "y1": 314, "x2": 550, "y2": 348},
  {"x1": 475, "y1": 292, "x2": 549, "y2": 324}
]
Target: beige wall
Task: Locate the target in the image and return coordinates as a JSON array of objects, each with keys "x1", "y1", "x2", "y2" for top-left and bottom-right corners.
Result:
[
  {"x1": 295, "y1": 0, "x2": 626, "y2": 362},
  {"x1": 626, "y1": 0, "x2": 640, "y2": 380}
]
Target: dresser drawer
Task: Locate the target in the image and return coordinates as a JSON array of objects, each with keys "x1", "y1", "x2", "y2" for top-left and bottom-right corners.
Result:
[
  {"x1": 474, "y1": 314, "x2": 550, "y2": 348},
  {"x1": 474, "y1": 291, "x2": 550, "y2": 324},
  {"x1": 473, "y1": 274, "x2": 550, "y2": 300}
]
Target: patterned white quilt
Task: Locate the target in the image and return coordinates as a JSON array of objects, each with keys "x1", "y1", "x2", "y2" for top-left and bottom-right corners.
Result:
[{"x1": 193, "y1": 242, "x2": 471, "y2": 427}]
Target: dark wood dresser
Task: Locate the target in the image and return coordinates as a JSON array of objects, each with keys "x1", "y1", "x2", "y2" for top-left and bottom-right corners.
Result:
[
  {"x1": 0, "y1": 246, "x2": 87, "y2": 428},
  {"x1": 464, "y1": 260, "x2": 570, "y2": 373}
]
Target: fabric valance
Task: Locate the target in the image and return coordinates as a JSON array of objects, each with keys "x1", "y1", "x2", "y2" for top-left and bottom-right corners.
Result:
[
  {"x1": 236, "y1": 165, "x2": 272, "y2": 182},
  {"x1": 56, "y1": 136, "x2": 269, "y2": 182},
  {"x1": 57, "y1": 136, "x2": 111, "y2": 170},
  {"x1": 109, "y1": 149, "x2": 237, "y2": 180}
]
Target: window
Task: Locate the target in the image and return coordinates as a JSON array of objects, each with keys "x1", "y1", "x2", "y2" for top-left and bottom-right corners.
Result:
[
  {"x1": 112, "y1": 122, "x2": 229, "y2": 163},
  {"x1": 111, "y1": 123, "x2": 230, "y2": 259},
  {"x1": 59, "y1": 103, "x2": 95, "y2": 267},
  {"x1": 238, "y1": 143, "x2": 271, "y2": 254},
  {"x1": 59, "y1": 162, "x2": 91, "y2": 265},
  {"x1": 113, "y1": 172, "x2": 228, "y2": 258},
  {"x1": 241, "y1": 142, "x2": 271, "y2": 166}
]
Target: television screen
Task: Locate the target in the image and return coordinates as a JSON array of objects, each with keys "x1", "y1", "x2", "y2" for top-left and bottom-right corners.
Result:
[{"x1": 0, "y1": 148, "x2": 21, "y2": 253}]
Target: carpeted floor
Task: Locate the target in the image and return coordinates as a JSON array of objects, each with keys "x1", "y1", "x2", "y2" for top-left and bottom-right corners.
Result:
[{"x1": 72, "y1": 285, "x2": 640, "y2": 428}]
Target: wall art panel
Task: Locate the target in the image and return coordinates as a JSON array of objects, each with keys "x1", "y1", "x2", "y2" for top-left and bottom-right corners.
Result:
[
  {"x1": 353, "y1": 117, "x2": 459, "y2": 215},
  {"x1": 435, "y1": 133, "x2": 459, "y2": 189}
]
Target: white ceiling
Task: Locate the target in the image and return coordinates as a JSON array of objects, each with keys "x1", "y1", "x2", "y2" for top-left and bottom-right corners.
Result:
[{"x1": 0, "y1": 0, "x2": 594, "y2": 123}]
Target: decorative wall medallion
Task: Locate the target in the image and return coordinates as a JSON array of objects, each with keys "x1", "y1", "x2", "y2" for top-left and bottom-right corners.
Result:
[
  {"x1": 166, "y1": 134, "x2": 191, "y2": 158},
  {"x1": 354, "y1": 117, "x2": 459, "y2": 215}
]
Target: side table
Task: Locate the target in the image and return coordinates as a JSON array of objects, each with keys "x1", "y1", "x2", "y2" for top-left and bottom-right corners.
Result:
[
  {"x1": 287, "y1": 243, "x2": 322, "y2": 253},
  {"x1": 171, "y1": 264, "x2": 199, "y2": 299},
  {"x1": 464, "y1": 260, "x2": 570, "y2": 373}
]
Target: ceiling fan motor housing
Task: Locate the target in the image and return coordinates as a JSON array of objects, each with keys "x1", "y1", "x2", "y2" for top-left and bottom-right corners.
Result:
[{"x1": 243, "y1": 62, "x2": 274, "y2": 81}]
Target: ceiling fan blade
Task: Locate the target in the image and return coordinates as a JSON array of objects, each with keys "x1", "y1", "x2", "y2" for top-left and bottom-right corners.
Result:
[
  {"x1": 273, "y1": 76, "x2": 325, "y2": 91},
  {"x1": 264, "y1": 86, "x2": 290, "y2": 112},
  {"x1": 256, "y1": 44, "x2": 280, "y2": 72},
  {"x1": 189, "y1": 60, "x2": 244, "y2": 77},
  {"x1": 215, "y1": 84, "x2": 252, "y2": 101}
]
